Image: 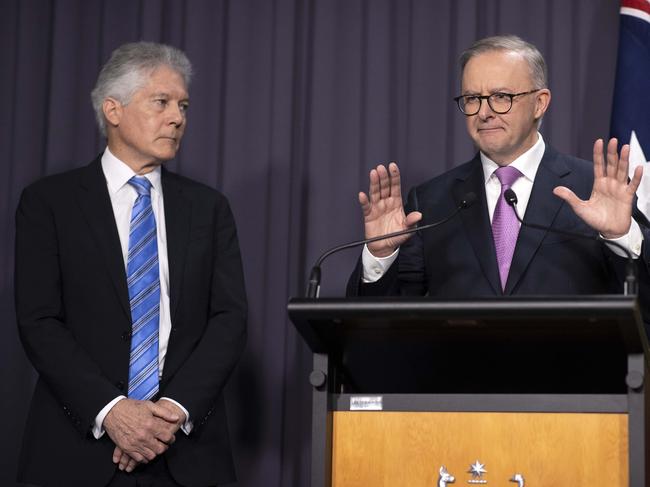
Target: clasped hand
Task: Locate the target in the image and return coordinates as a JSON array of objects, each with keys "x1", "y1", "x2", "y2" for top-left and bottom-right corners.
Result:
[{"x1": 103, "y1": 398, "x2": 186, "y2": 473}]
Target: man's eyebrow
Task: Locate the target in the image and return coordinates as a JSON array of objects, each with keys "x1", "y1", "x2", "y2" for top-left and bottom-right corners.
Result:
[
  {"x1": 462, "y1": 87, "x2": 515, "y2": 95},
  {"x1": 149, "y1": 91, "x2": 190, "y2": 101}
]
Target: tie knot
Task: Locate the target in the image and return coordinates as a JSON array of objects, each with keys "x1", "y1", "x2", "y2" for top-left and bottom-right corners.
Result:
[
  {"x1": 494, "y1": 165, "x2": 522, "y2": 188},
  {"x1": 128, "y1": 176, "x2": 152, "y2": 196}
]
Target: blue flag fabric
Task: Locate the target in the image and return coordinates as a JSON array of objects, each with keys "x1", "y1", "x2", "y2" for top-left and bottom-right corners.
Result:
[{"x1": 611, "y1": 0, "x2": 650, "y2": 218}]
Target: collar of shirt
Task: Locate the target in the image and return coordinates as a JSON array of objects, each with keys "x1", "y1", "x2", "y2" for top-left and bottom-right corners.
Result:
[
  {"x1": 479, "y1": 132, "x2": 546, "y2": 222},
  {"x1": 101, "y1": 147, "x2": 163, "y2": 197}
]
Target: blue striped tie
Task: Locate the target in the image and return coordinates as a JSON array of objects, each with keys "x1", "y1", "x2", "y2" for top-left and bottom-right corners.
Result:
[{"x1": 126, "y1": 176, "x2": 160, "y2": 401}]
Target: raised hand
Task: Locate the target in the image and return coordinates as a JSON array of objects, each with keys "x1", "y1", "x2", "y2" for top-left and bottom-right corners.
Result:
[
  {"x1": 359, "y1": 162, "x2": 422, "y2": 257},
  {"x1": 553, "y1": 138, "x2": 642, "y2": 239}
]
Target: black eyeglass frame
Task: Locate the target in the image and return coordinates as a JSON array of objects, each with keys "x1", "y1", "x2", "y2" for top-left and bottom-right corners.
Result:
[{"x1": 453, "y1": 89, "x2": 542, "y2": 116}]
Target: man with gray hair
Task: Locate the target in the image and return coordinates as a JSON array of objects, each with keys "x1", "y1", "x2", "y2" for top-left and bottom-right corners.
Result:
[
  {"x1": 349, "y1": 35, "x2": 647, "y2": 301},
  {"x1": 15, "y1": 41, "x2": 247, "y2": 486}
]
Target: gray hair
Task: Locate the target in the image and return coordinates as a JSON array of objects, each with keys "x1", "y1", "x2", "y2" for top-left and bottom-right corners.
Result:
[
  {"x1": 459, "y1": 35, "x2": 547, "y2": 89},
  {"x1": 90, "y1": 42, "x2": 193, "y2": 135}
]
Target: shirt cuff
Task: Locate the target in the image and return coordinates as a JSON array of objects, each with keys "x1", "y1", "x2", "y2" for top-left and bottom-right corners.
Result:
[
  {"x1": 159, "y1": 397, "x2": 193, "y2": 435},
  {"x1": 601, "y1": 219, "x2": 643, "y2": 259},
  {"x1": 92, "y1": 396, "x2": 126, "y2": 439},
  {"x1": 361, "y1": 245, "x2": 399, "y2": 282}
]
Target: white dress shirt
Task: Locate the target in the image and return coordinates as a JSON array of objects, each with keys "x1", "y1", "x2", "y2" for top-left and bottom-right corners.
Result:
[
  {"x1": 362, "y1": 133, "x2": 642, "y2": 282},
  {"x1": 92, "y1": 147, "x2": 191, "y2": 438}
]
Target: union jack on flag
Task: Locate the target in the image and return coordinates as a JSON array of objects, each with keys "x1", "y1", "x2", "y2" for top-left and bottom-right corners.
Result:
[{"x1": 610, "y1": 0, "x2": 650, "y2": 220}]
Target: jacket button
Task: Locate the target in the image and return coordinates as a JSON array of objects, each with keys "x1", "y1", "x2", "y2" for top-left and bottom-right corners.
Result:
[
  {"x1": 116, "y1": 381, "x2": 125, "y2": 391},
  {"x1": 121, "y1": 331, "x2": 131, "y2": 341}
]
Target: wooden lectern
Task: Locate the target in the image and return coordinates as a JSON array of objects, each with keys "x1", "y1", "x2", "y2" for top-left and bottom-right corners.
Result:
[{"x1": 288, "y1": 296, "x2": 649, "y2": 487}]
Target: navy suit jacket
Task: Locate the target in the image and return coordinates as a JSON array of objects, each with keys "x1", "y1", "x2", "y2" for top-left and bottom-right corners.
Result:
[
  {"x1": 15, "y1": 158, "x2": 247, "y2": 487},
  {"x1": 348, "y1": 146, "x2": 634, "y2": 297}
]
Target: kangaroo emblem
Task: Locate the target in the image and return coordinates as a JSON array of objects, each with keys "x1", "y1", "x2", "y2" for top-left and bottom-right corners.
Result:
[
  {"x1": 510, "y1": 473, "x2": 525, "y2": 487},
  {"x1": 438, "y1": 466, "x2": 456, "y2": 487}
]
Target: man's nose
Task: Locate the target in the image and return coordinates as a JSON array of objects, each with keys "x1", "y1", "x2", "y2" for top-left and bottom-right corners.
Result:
[
  {"x1": 477, "y1": 97, "x2": 495, "y2": 120},
  {"x1": 168, "y1": 104, "x2": 185, "y2": 126}
]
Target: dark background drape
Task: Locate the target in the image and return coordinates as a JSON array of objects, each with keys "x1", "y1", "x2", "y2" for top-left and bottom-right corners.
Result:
[{"x1": 0, "y1": 0, "x2": 621, "y2": 485}]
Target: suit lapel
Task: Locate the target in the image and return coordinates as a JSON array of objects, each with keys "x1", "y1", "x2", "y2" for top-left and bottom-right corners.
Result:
[
  {"x1": 453, "y1": 157, "x2": 502, "y2": 294},
  {"x1": 76, "y1": 159, "x2": 131, "y2": 318},
  {"x1": 161, "y1": 170, "x2": 191, "y2": 323},
  {"x1": 504, "y1": 147, "x2": 570, "y2": 294}
]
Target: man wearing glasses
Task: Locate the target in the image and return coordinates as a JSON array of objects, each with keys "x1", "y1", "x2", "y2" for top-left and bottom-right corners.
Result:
[{"x1": 348, "y1": 35, "x2": 647, "y2": 300}]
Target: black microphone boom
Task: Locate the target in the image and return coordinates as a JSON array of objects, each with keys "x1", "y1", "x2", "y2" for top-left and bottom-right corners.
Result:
[
  {"x1": 503, "y1": 188, "x2": 637, "y2": 296},
  {"x1": 305, "y1": 192, "x2": 477, "y2": 298}
]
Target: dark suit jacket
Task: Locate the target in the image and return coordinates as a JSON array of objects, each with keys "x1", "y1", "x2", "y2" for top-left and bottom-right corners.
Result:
[
  {"x1": 15, "y1": 158, "x2": 247, "y2": 487},
  {"x1": 348, "y1": 146, "x2": 634, "y2": 297}
]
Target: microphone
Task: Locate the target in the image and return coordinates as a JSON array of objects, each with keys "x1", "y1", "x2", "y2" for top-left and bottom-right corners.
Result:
[
  {"x1": 504, "y1": 188, "x2": 637, "y2": 296},
  {"x1": 305, "y1": 192, "x2": 477, "y2": 298}
]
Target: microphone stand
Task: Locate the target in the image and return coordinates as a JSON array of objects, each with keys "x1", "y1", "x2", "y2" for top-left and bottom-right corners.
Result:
[{"x1": 305, "y1": 193, "x2": 477, "y2": 298}]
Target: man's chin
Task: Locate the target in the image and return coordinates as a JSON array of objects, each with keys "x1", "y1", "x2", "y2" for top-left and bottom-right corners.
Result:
[
  {"x1": 476, "y1": 140, "x2": 504, "y2": 155},
  {"x1": 154, "y1": 148, "x2": 179, "y2": 162},
  {"x1": 477, "y1": 129, "x2": 505, "y2": 142},
  {"x1": 156, "y1": 138, "x2": 180, "y2": 155}
]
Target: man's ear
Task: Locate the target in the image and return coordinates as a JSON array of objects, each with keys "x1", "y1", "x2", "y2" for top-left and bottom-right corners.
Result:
[
  {"x1": 102, "y1": 97, "x2": 122, "y2": 128},
  {"x1": 534, "y1": 88, "x2": 551, "y2": 120}
]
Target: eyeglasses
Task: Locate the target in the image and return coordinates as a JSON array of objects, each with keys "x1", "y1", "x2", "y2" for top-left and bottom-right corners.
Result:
[{"x1": 453, "y1": 89, "x2": 541, "y2": 116}]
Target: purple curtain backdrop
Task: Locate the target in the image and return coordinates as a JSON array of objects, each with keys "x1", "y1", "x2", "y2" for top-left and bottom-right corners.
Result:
[{"x1": 1, "y1": 0, "x2": 620, "y2": 485}]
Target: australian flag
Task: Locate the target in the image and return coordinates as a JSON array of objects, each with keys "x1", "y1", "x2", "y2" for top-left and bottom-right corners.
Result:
[{"x1": 611, "y1": 0, "x2": 650, "y2": 220}]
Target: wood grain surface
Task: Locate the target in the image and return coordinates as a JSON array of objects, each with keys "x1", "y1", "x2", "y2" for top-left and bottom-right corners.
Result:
[{"x1": 331, "y1": 411, "x2": 628, "y2": 486}]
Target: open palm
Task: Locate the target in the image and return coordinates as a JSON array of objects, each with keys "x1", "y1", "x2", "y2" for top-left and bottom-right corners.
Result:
[
  {"x1": 359, "y1": 162, "x2": 422, "y2": 257},
  {"x1": 553, "y1": 138, "x2": 642, "y2": 238}
]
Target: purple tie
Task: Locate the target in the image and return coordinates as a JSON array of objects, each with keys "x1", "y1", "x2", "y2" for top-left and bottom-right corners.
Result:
[{"x1": 492, "y1": 166, "x2": 522, "y2": 290}]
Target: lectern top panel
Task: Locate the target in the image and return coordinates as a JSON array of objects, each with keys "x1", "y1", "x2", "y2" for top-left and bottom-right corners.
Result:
[
  {"x1": 288, "y1": 296, "x2": 645, "y2": 393},
  {"x1": 288, "y1": 295, "x2": 644, "y2": 354}
]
